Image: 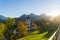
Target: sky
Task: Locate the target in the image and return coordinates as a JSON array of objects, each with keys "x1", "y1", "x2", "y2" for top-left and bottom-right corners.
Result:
[{"x1": 0, "y1": 0, "x2": 60, "y2": 17}]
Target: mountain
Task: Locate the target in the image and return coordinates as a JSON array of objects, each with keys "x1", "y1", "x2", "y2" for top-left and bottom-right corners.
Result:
[
  {"x1": 17, "y1": 13, "x2": 46, "y2": 22},
  {"x1": 29, "y1": 13, "x2": 39, "y2": 21},
  {"x1": 0, "y1": 15, "x2": 6, "y2": 22},
  {"x1": 17, "y1": 14, "x2": 28, "y2": 21},
  {"x1": 17, "y1": 13, "x2": 56, "y2": 23}
]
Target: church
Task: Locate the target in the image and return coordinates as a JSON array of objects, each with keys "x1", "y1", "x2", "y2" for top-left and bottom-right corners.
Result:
[
  {"x1": 26, "y1": 15, "x2": 38, "y2": 32},
  {"x1": 26, "y1": 15, "x2": 31, "y2": 31}
]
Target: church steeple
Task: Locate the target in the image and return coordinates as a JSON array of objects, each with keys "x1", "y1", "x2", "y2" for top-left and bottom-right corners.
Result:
[{"x1": 26, "y1": 14, "x2": 31, "y2": 31}]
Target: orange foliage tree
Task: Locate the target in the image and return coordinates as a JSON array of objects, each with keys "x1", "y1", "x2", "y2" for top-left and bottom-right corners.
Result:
[{"x1": 17, "y1": 21, "x2": 27, "y2": 37}]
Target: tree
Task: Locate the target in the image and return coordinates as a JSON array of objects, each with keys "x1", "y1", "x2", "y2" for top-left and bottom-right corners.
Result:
[
  {"x1": 37, "y1": 19, "x2": 48, "y2": 33},
  {"x1": 31, "y1": 22, "x2": 37, "y2": 30},
  {"x1": 4, "y1": 18, "x2": 15, "y2": 40},
  {"x1": 0, "y1": 23, "x2": 5, "y2": 39},
  {"x1": 45, "y1": 21, "x2": 49, "y2": 26},
  {"x1": 17, "y1": 21, "x2": 27, "y2": 37}
]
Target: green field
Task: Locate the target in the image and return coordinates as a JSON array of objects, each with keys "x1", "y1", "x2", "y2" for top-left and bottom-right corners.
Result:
[
  {"x1": 17, "y1": 25, "x2": 58, "y2": 40},
  {"x1": 17, "y1": 31, "x2": 48, "y2": 40}
]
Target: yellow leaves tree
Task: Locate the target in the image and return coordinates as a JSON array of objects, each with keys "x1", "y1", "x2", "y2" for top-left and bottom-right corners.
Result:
[
  {"x1": 45, "y1": 21, "x2": 50, "y2": 26},
  {"x1": 0, "y1": 23, "x2": 5, "y2": 39},
  {"x1": 0, "y1": 23, "x2": 5, "y2": 32},
  {"x1": 17, "y1": 21, "x2": 27, "y2": 37}
]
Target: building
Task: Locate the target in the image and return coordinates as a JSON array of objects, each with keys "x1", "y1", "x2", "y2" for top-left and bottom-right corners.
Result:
[{"x1": 26, "y1": 15, "x2": 31, "y2": 31}]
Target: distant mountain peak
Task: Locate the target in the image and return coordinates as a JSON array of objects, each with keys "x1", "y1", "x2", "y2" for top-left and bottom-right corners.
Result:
[
  {"x1": 0, "y1": 15, "x2": 6, "y2": 18},
  {"x1": 30, "y1": 13, "x2": 34, "y2": 15},
  {"x1": 0, "y1": 15, "x2": 6, "y2": 22}
]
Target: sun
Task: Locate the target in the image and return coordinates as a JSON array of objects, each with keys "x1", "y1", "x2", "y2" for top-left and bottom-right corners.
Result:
[
  {"x1": 46, "y1": 10, "x2": 60, "y2": 16},
  {"x1": 50, "y1": 11, "x2": 60, "y2": 16}
]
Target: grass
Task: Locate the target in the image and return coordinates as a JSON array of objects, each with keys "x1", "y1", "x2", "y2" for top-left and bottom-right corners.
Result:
[
  {"x1": 17, "y1": 31, "x2": 48, "y2": 40},
  {"x1": 46, "y1": 25, "x2": 58, "y2": 38},
  {"x1": 17, "y1": 25, "x2": 58, "y2": 40}
]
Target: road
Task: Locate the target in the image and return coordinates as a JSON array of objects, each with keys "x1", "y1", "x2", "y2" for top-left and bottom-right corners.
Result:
[
  {"x1": 57, "y1": 29, "x2": 60, "y2": 40},
  {"x1": 57, "y1": 27, "x2": 60, "y2": 40}
]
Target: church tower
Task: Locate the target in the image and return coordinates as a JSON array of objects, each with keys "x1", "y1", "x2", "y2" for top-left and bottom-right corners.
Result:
[{"x1": 26, "y1": 15, "x2": 31, "y2": 31}]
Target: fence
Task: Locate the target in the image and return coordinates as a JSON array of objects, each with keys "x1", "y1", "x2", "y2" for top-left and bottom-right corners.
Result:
[{"x1": 48, "y1": 28, "x2": 59, "y2": 40}]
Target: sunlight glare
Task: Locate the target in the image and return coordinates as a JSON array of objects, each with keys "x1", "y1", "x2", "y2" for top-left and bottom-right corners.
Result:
[{"x1": 46, "y1": 10, "x2": 60, "y2": 16}]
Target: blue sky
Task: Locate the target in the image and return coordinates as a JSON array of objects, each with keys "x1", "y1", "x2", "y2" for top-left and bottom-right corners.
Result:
[{"x1": 0, "y1": 0, "x2": 60, "y2": 17}]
